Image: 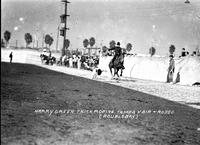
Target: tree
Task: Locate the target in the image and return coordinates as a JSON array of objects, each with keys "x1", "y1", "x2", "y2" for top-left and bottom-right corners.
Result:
[
  {"x1": 64, "y1": 39, "x2": 70, "y2": 49},
  {"x1": 1, "y1": 39, "x2": 5, "y2": 48},
  {"x1": 4, "y1": 30, "x2": 11, "y2": 47},
  {"x1": 102, "y1": 46, "x2": 108, "y2": 53},
  {"x1": 24, "y1": 33, "x2": 32, "y2": 48},
  {"x1": 65, "y1": 48, "x2": 71, "y2": 56},
  {"x1": 122, "y1": 48, "x2": 127, "y2": 54},
  {"x1": 126, "y1": 43, "x2": 132, "y2": 52},
  {"x1": 169, "y1": 44, "x2": 176, "y2": 55},
  {"x1": 149, "y1": 47, "x2": 156, "y2": 56},
  {"x1": 109, "y1": 40, "x2": 116, "y2": 49},
  {"x1": 45, "y1": 34, "x2": 54, "y2": 48},
  {"x1": 62, "y1": 39, "x2": 70, "y2": 56},
  {"x1": 49, "y1": 37, "x2": 54, "y2": 48},
  {"x1": 89, "y1": 37, "x2": 95, "y2": 47},
  {"x1": 83, "y1": 39, "x2": 89, "y2": 48},
  {"x1": 102, "y1": 46, "x2": 108, "y2": 56}
]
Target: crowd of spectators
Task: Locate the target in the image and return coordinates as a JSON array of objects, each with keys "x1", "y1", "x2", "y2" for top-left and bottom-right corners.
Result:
[
  {"x1": 58, "y1": 54, "x2": 99, "y2": 71},
  {"x1": 180, "y1": 47, "x2": 200, "y2": 57}
]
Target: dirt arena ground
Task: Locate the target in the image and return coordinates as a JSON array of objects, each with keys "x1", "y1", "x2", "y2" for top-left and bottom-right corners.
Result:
[{"x1": 1, "y1": 62, "x2": 200, "y2": 145}]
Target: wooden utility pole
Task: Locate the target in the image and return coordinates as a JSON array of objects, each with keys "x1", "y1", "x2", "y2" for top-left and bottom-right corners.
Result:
[
  {"x1": 36, "y1": 40, "x2": 38, "y2": 48},
  {"x1": 42, "y1": 33, "x2": 44, "y2": 48},
  {"x1": 56, "y1": 26, "x2": 59, "y2": 52},
  {"x1": 16, "y1": 40, "x2": 18, "y2": 48},
  {"x1": 60, "y1": 0, "x2": 70, "y2": 56}
]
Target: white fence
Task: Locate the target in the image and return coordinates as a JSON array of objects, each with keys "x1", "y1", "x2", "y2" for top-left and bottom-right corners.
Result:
[{"x1": 98, "y1": 55, "x2": 200, "y2": 86}]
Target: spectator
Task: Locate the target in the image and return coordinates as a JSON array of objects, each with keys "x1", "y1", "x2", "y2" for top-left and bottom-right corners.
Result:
[
  {"x1": 62, "y1": 55, "x2": 66, "y2": 66},
  {"x1": 9, "y1": 52, "x2": 13, "y2": 63},
  {"x1": 74, "y1": 55, "x2": 78, "y2": 68},
  {"x1": 181, "y1": 48, "x2": 186, "y2": 57},
  {"x1": 77, "y1": 56, "x2": 81, "y2": 69},
  {"x1": 64, "y1": 56, "x2": 69, "y2": 67},
  {"x1": 72, "y1": 55, "x2": 76, "y2": 68},
  {"x1": 167, "y1": 55, "x2": 175, "y2": 83},
  {"x1": 69, "y1": 56, "x2": 73, "y2": 68},
  {"x1": 191, "y1": 51, "x2": 196, "y2": 56}
]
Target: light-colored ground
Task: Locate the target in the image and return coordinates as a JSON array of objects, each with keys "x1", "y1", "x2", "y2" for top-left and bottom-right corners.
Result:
[{"x1": 35, "y1": 63, "x2": 200, "y2": 109}]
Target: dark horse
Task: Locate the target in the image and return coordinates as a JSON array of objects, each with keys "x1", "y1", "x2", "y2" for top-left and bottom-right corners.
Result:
[
  {"x1": 109, "y1": 53, "x2": 125, "y2": 79},
  {"x1": 40, "y1": 54, "x2": 56, "y2": 65}
]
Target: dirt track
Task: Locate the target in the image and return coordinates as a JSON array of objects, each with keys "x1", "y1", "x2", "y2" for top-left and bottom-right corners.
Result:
[{"x1": 1, "y1": 62, "x2": 200, "y2": 145}]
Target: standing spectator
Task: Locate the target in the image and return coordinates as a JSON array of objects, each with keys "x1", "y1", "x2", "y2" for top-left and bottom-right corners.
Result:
[
  {"x1": 75, "y1": 55, "x2": 79, "y2": 68},
  {"x1": 65, "y1": 56, "x2": 69, "y2": 67},
  {"x1": 72, "y1": 55, "x2": 76, "y2": 68},
  {"x1": 77, "y1": 56, "x2": 81, "y2": 69},
  {"x1": 167, "y1": 55, "x2": 175, "y2": 83},
  {"x1": 69, "y1": 56, "x2": 73, "y2": 68},
  {"x1": 62, "y1": 55, "x2": 66, "y2": 66},
  {"x1": 9, "y1": 52, "x2": 13, "y2": 63}
]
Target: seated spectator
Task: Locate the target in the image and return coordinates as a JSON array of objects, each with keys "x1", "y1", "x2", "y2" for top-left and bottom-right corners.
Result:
[
  {"x1": 181, "y1": 48, "x2": 186, "y2": 57},
  {"x1": 191, "y1": 51, "x2": 196, "y2": 56}
]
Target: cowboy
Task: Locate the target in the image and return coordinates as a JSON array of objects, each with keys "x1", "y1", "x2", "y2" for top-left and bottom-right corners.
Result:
[{"x1": 108, "y1": 42, "x2": 125, "y2": 69}]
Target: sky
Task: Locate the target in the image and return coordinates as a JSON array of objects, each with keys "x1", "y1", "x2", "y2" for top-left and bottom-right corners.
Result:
[{"x1": 1, "y1": 0, "x2": 200, "y2": 55}]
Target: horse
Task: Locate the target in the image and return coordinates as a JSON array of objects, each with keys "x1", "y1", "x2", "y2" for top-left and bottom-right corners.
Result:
[
  {"x1": 40, "y1": 54, "x2": 49, "y2": 64},
  {"x1": 109, "y1": 53, "x2": 125, "y2": 79},
  {"x1": 49, "y1": 56, "x2": 56, "y2": 65},
  {"x1": 40, "y1": 54, "x2": 56, "y2": 65}
]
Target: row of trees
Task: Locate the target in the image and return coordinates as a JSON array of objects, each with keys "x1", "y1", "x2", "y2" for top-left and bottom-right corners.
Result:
[
  {"x1": 83, "y1": 37, "x2": 96, "y2": 49},
  {"x1": 1, "y1": 30, "x2": 177, "y2": 57},
  {"x1": 101, "y1": 40, "x2": 133, "y2": 54},
  {"x1": 149, "y1": 45, "x2": 176, "y2": 56},
  {"x1": 2, "y1": 30, "x2": 54, "y2": 49},
  {"x1": 23, "y1": 33, "x2": 54, "y2": 48}
]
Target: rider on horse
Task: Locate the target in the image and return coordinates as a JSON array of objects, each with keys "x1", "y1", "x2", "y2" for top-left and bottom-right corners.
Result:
[{"x1": 108, "y1": 42, "x2": 125, "y2": 69}]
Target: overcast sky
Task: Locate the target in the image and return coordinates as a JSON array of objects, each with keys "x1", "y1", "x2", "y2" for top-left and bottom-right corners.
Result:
[{"x1": 1, "y1": 0, "x2": 200, "y2": 55}]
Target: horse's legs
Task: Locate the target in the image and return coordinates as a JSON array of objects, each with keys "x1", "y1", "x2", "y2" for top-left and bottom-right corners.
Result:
[
  {"x1": 114, "y1": 68, "x2": 116, "y2": 77},
  {"x1": 116, "y1": 68, "x2": 120, "y2": 78},
  {"x1": 109, "y1": 63, "x2": 114, "y2": 78},
  {"x1": 120, "y1": 69, "x2": 123, "y2": 76},
  {"x1": 110, "y1": 67, "x2": 113, "y2": 76},
  {"x1": 113, "y1": 67, "x2": 119, "y2": 79}
]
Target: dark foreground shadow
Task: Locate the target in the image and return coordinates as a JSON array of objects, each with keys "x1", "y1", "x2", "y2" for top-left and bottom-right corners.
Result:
[{"x1": 1, "y1": 62, "x2": 200, "y2": 145}]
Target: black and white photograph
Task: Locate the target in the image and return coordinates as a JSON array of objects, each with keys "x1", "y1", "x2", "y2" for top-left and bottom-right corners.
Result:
[{"x1": 1, "y1": 0, "x2": 200, "y2": 144}]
